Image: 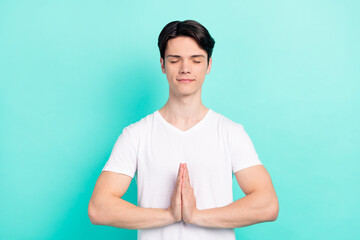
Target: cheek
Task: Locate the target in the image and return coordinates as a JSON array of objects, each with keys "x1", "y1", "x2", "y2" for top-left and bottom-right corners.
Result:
[
  {"x1": 196, "y1": 65, "x2": 208, "y2": 76},
  {"x1": 166, "y1": 68, "x2": 176, "y2": 76},
  {"x1": 199, "y1": 63, "x2": 208, "y2": 71},
  {"x1": 165, "y1": 69, "x2": 177, "y2": 80}
]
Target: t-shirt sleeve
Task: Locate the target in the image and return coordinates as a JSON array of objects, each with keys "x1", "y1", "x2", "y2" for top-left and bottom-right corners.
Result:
[
  {"x1": 101, "y1": 127, "x2": 138, "y2": 178},
  {"x1": 230, "y1": 124, "x2": 263, "y2": 173}
]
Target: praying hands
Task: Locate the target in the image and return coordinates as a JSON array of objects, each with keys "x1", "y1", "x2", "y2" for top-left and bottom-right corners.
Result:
[{"x1": 168, "y1": 163, "x2": 199, "y2": 224}]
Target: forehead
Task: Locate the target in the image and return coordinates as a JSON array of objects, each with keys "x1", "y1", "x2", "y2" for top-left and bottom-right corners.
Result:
[{"x1": 165, "y1": 36, "x2": 207, "y2": 57}]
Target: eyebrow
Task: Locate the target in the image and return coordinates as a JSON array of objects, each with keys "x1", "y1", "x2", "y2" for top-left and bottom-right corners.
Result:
[{"x1": 166, "y1": 54, "x2": 206, "y2": 58}]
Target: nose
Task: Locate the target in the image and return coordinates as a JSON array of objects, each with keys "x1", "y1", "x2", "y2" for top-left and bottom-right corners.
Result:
[{"x1": 179, "y1": 60, "x2": 191, "y2": 74}]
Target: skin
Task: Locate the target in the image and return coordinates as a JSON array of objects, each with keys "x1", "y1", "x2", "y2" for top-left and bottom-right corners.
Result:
[
  {"x1": 168, "y1": 162, "x2": 198, "y2": 223},
  {"x1": 88, "y1": 35, "x2": 278, "y2": 230},
  {"x1": 159, "y1": 36, "x2": 212, "y2": 131},
  {"x1": 162, "y1": 36, "x2": 279, "y2": 226},
  {"x1": 181, "y1": 163, "x2": 198, "y2": 223},
  {"x1": 159, "y1": 36, "x2": 209, "y2": 223}
]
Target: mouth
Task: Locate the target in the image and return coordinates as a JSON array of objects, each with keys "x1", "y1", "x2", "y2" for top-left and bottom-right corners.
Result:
[{"x1": 177, "y1": 79, "x2": 195, "y2": 83}]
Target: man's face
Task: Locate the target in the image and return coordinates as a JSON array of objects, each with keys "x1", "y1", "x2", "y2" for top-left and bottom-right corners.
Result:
[{"x1": 160, "y1": 36, "x2": 212, "y2": 97}]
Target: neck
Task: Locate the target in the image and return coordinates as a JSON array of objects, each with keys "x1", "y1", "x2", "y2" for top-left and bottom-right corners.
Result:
[{"x1": 159, "y1": 93, "x2": 209, "y2": 124}]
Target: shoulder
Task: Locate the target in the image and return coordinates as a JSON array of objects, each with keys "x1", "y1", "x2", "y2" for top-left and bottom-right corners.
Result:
[
  {"x1": 122, "y1": 111, "x2": 156, "y2": 139},
  {"x1": 211, "y1": 109, "x2": 245, "y2": 133},
  {"x1": 209, "y1": 109, "x2": 248, "y2": 147}
]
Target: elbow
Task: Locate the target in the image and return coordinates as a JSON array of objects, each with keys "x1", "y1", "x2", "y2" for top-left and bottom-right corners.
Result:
[
  {"x1": 88, "y1": 200, "x2": 102, "y2": 225},
  {"x1": 259, "y1": 196, "x2": 279, "y2": 222},
  {"x1": 267, "y1": 199, "x2": 279, "y2": 222}
]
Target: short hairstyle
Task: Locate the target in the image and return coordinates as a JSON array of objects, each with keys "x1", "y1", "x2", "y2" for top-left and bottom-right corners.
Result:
[{"x1": 158, "y1": 20, "x2": 215, "y2": 64}]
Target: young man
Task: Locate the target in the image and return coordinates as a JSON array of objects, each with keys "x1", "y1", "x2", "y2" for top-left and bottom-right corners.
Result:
[{"x1": 88, "y1": 20, "x2": 279, "y2": 240}]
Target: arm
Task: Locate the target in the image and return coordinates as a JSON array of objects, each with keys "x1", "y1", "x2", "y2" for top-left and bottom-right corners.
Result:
[
  {"x1": 191, "y1": 165, "x2": 279, "y2": 228},
  {"x1": 88, "y1": 171, "x2": 176, "y2": 229}
]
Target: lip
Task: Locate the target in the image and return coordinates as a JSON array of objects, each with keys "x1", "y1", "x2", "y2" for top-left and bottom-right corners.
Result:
[{"x1": 177, "y1": 79, "x2": 195, "y2": 82}]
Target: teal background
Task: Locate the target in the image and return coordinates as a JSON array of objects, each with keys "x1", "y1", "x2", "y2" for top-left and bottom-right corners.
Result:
[{"x1": 1, "y1": 0, "x2": 359, "y2": 239}]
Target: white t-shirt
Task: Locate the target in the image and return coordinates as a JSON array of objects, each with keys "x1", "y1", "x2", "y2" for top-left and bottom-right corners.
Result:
[{"x1": 102, "y1": 108, "x2": 263, "y2": 240}]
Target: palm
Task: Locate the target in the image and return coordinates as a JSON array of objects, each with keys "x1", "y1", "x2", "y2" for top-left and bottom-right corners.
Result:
[{"x1": 181, "y1": 164, "x2": 198, "y2": 223}]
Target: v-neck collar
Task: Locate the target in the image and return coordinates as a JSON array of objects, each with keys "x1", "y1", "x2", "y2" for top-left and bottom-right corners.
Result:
[{"x1": 155, "y1": 109, "x2": 213, "y2": 135}]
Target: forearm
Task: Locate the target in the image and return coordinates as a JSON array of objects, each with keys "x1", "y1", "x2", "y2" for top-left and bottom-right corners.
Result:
[
  {"x1": 89, "y1": 195, "x2": 175, "y2": 229},
  {"x1": 192, "y1": 190, "x2": 278, "y2": 228}
]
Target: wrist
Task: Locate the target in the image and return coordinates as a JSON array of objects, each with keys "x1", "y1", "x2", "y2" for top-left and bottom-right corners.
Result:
[
  {"x1": 166, "y1": 208, "x2": 177, "y2": 224},
  {"x1": 189, "y1": 208, "x2": 201, "y2": 225}
]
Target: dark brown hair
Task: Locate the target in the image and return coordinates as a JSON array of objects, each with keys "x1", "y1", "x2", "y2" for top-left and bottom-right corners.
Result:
[{"x1": 158, "y1": 20, "x2": 215, "y2": 64}]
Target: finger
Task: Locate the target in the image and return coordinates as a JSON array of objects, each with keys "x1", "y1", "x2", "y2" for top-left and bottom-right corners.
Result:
[
  {"x1": 178, "y1": 164, "x2": 184, "y2": 180},
  {"x1": 177, "y1": 177, "x2": 182, "y2": 195},
  {"x1": 184, "y1": 165, "x2": 189, "y2": 184},
  {"x1": 182, "y1": 182, "x2": 187, "y2": 198},
  {"x1": 184, "y1": 182, "x2": 191, "y2": 197},
  {"x1": 181, "y1": 172, "x2": 186, "y2": 192},
  {"x1": 177, "y1": 166, "x2": 181, "y2": 182},
  {"x1": 179, "y1": 166, "x2": 185, "y2": 187},
  {"x1": 176, "y1": 172, "x2": 182, "y2": 200},
  {"x1": 184, "y1": 168, "x2": 192, "y2": 194},
  {"x1": 178, "y1": 163, "x2": 182, "y2": 176},
  {"x1": 182, "y1": 167, "x2": 186, "y2": 184}
]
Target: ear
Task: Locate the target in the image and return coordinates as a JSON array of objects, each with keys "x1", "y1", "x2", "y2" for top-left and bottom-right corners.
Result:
[
  {"x1": 160, "y1": 58, "x2": 166, "y2": 73},
  {"x1": 206, "y1": 57, "x2": 212, "y2": 74}
]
